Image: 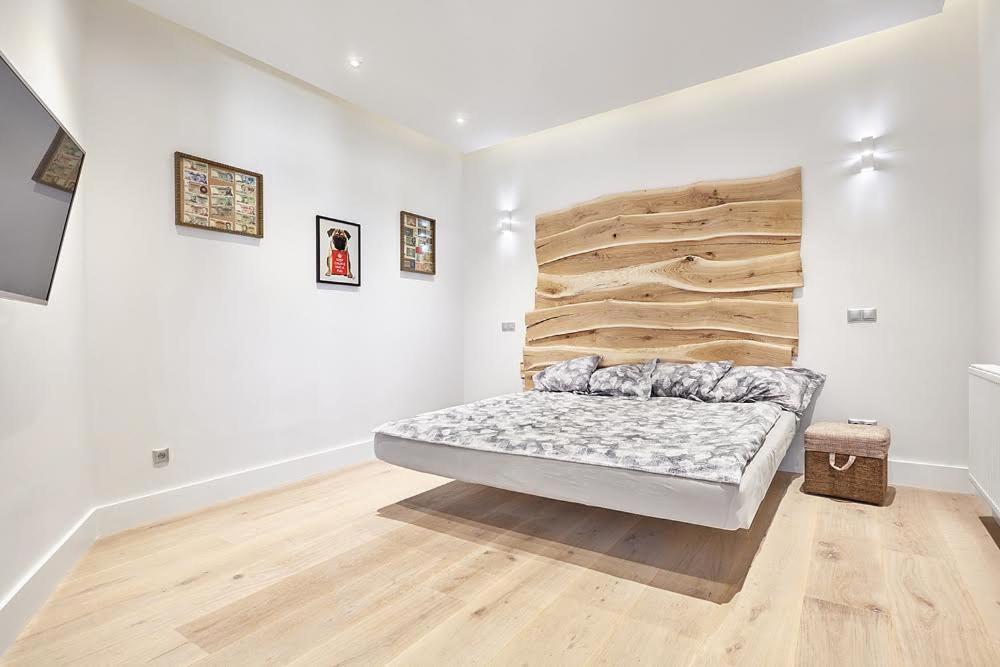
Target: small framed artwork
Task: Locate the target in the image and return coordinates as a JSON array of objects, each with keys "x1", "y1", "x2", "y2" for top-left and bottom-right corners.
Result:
[
  {"x1": 400, "y1": 211, "x2": 435, "y2": 275},
  {"x1": 32, "y1": 128, "x2": 84, "y2": 193},
  {"x1": 174, "y1": 152, "x2": 263, "y2": 238},
  {"x1": 316, "y1": 216, "x2": 361, "y2": 286}
]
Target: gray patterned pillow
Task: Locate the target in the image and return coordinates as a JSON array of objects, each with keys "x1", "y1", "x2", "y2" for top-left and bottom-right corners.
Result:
[
  {"x1": 652, "y1": 361, "x2": 733, "y2": 400},
  {"x1": 588, "y1": 359, "x2": 657, "y2": 399},
  {"x1": 533, "y1": 355, "x2": 601, "y2": 393},
  {"x1": 706, "y1": 366, "x2": 826, "y2": 414}
]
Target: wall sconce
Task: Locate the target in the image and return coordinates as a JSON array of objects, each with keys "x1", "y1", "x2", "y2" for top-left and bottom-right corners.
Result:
[
  {"x1": 500, "y1": 210, "x2": 513, "y2": 233},
  {"x1": 860, "y1": 136, "x2": 877, "y2": 172}
]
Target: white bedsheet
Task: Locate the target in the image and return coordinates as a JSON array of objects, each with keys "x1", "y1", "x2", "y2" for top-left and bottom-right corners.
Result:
[{"x1": 374, "y1": 411, "x2": 798, "y2": 530}]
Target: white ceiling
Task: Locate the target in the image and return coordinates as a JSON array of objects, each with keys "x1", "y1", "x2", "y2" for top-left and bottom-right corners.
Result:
[{"x1": 129, "y1": 0, "x2": 944, "y2": 153}]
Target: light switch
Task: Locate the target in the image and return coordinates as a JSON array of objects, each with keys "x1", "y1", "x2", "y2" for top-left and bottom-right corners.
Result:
[
  {"x1": 501, "y1": 321, "x2": 516, "y2": 332},
  {"x1": 847, "y1": 308, "x2": 877, "y2": 323}
]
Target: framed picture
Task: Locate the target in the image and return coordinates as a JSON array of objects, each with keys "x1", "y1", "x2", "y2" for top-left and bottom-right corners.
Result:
[
  {"x1": 316, "y1": 216, "x2": 361, "y2": 286},
  {"x1": 400, "y1": 211, "x2": 435, "y2": 275},
  {"x1": 174, "y1": 152, "x2": 263, "y2": 238},
  {"x1": 32, "y1": 128, "x2": 84, "y2": 193}
]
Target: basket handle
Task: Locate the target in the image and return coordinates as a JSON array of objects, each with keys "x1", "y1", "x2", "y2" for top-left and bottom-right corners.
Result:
[{"x1": 828, "y1": 453, "x2": 857, "y2": 472}]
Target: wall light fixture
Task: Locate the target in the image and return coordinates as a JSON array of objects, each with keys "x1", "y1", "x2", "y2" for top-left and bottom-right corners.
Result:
[
  {"x1": 500, "y1": 210, "x2": 513, "y2": 233},
  {"x1": 860, "y1": 136, "x2": 877, "y2": 172}
]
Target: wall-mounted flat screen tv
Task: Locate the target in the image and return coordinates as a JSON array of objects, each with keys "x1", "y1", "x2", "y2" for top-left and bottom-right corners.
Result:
[{"x1": 0, "y1": 51, "x2": 85, "y2": 304}]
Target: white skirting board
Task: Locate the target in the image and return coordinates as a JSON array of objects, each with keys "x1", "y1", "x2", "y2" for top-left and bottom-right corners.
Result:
[
  {"x1": 970, "y1": 473, "x2": 1000, "y2": 521},
  {"x1": 886, "y1": 458, "x2": 971, "y2": 493},
  {"x1": 94, "y1": 439, "x2": 374, "y2": 536},
  {"x1": 0, "y1": 439, "x2": 374, "y2": 654},
  {"x1": 0, "y1": 511, "x2": 97, "y2": 653}
]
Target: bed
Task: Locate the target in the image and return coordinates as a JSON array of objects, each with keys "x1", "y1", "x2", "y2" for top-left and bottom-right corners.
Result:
[
  {"x1": 376, "y1": 169, "x2": 809, "y2": 530},
  {"x1": 374, "y1": 392, "x2": 799, "y2": 530}
]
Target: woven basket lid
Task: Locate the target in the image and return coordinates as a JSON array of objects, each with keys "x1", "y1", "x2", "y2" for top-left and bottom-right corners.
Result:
[{"x1": 804, "y1": 422, "x2": 890, "y2": 458}]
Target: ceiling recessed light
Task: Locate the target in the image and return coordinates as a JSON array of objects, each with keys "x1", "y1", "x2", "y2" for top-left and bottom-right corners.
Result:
[
  {"x1": 348, "y1": 55, "x2": 363, "y2": 69},
  {"x1": 455, "y1": 115, "x2": 466, "y2": 125}
]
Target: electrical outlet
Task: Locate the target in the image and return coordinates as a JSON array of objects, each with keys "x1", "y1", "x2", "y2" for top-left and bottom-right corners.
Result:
[
  {"x1": 847, "y1": 308, "x2": 877, "y2": 323},
  {"x1": 848, "y1": 418, "x2": 878, "y2": 426},
  {"x1": 152, "y1": 448, "x2": 170, "y2": 467},
  {"x1": 501, "y1": 321, "x2": 516, "y2": 332}
]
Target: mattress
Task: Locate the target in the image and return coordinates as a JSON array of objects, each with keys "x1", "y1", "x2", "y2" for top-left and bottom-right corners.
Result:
[
  {"x1": 375, "y1": 392, "x2": 785, "y2": 485},
  {"x1": 375, "y1": 410, "x2": 798, "y2": 531}
]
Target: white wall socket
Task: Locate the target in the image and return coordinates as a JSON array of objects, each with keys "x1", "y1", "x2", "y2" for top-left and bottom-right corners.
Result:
[
  {"x1": 152, "y1": 448, "x2": 170, "y2": 466},
  {"x1": 847, "y1": 307, "x2": 877, "y2": 323},
  {"x1": 501, "y1": 321, "x2": 516, "y2": 332}
]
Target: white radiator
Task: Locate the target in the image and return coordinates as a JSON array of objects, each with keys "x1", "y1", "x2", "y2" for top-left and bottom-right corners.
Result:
[{"x1": 969, "y1": 364, "x2": 1000, "y2": 520}]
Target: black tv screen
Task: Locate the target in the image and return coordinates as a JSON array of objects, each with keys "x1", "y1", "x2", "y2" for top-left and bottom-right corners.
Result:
[{"x1": 0, "y1": 51, "x2": 84, "y2": 304}]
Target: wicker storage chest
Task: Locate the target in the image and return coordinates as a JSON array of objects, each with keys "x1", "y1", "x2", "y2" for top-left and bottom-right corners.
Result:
[{"x1": 803, "y1": 422, "x2": 890, "y2": 505}]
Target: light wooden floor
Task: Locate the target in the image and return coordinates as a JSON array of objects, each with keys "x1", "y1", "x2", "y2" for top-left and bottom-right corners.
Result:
[{"x1": 4, "y1": 462, "x2": 1000, "y2": 666}]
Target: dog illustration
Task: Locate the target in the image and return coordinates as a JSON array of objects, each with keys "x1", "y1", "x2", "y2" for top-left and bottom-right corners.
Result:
[{"x1": 326, "y1": 228, "x2": 353, "y2": 279}]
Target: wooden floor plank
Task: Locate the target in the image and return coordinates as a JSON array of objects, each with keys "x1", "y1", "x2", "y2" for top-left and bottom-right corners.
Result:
[
  {"x1": 691, "y1": 477, "x2": 818, "y2": 666},
  {"x1": 796, "y1": 597, "x2": 890, "y2": 667},
  {"x1": 883, "y1": 549, "x2": 1000, "y2": 666},
  {"x1": 3, "y1": 464, "x2": 999, "y2": 666},
  {"x1": 805, "y1": 505, "x2": 889, "y2": 612},
  {"x1": 927, "y1": 493, "x2": 1000, "y2": 645},
  {"x1": 389, "y1": 506, "x2": 639, "y2": 665}
]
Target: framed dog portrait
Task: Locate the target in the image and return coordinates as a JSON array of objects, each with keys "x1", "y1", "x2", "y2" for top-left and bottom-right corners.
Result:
[
  {"x1": 316, "y1": 216, "x2": 361, "y2": 286},
  {"x1": 400, "y1": 211, "x2": 435, "y2": 275}
]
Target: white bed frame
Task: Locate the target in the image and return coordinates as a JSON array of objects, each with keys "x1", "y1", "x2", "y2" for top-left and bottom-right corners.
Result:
[{"x1": 375, "y1": 412, "x2": 798, "y2": 531}]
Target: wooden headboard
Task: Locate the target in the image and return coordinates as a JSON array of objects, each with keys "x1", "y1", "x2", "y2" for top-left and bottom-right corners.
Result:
[{"x1": 522, "y1": 168, "x2": 803, "y2": 388}]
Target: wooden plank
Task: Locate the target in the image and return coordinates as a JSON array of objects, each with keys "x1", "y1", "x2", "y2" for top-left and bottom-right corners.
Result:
[
  {"x1": 525, "y1": 299, "x2": 797, "y2": 342},
  {"x1": 535, "y1": 288, "x2": 792, "y2": 309},
  {"x1": 796, "y1": 598, "x2": 891, "y2": 667},
  {"x1": 535, "y1": 199, "x2": 801, "y2": 265},
  {"x1": 879, "y1": 485, "x2": 948, "y2": 559},
  {"x1": 390, "y1": 507, "x2": 641, "y2": 665},
  {"x1": 929, "y1": 492, "x2": 1000, "y2": 645},
  {"x1": 536, "y1": 252, "x2": 803, "y2": 305},
  {"x1": 542, "y1": 237, "x2": 800, "y2": 275},
  {"x1": 805, "y1": 508, "x2": 889, "y2": 612},
  {"x1": 529, "y1": 327, "x2": 797, "y2": 355},
  {"x1": 694, "y1": 477, "x2": 819, "y2": 665},
  {"x1": 535, "y1": 167, "x2": 802, "y2": 239},
  {"x1": 522, "y1": 340, "x2": 794, "y2": 371},
  {"x1": 286, "y1": 587, "x2": 464, "y2": 666},
  {"x1": 884, "y1": 549, "x2": 1000, "y2": 665},
  {"x1": 175, "y1": 485, "x2": 508, "y2": 654}
]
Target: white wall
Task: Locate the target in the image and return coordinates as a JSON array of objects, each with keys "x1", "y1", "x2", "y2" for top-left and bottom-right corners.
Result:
[
  {"x1": 462, "y1": 0, "x2": 980, "y2": 478},
  {"x1": 980, "y1": 0, "x2": 1000, "y2": 363},
  {"x1": 2, "y1": 0, "x2": 465, "y2": 647},
  {"x1": 78, "y1": 0, "x2": 464, "y2": 506},
  {"x1": 0, "y1": 0, "x2": 96, "y2": 648}
]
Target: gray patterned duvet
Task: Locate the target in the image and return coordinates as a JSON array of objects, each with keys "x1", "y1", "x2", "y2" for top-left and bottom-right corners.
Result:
[{"x1": 374, "y1": 392, "x2": 785, "y2": 485}]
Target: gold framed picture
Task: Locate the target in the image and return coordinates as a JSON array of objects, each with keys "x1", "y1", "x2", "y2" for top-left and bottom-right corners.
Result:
[
  {"x1": 174, "y1": 152, "x2": 263, "y2": 238},
  {"x1": 32, "y1": 128, "x2": 84, "y2": 193},
  {"x1": 400, "y1": 210, "x2": 435, "y2": 275}
]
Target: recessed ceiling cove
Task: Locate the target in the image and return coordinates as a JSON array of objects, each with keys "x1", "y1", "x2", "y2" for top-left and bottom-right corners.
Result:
[{"x1": 129, "y1": 0, "x2": 944, "y2": 153}]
